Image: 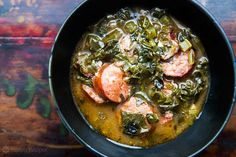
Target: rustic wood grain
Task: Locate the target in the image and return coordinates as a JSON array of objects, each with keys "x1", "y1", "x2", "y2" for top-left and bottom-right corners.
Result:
[{"x1": 0, "y1": 0, "x2": 235, "y2": 157}]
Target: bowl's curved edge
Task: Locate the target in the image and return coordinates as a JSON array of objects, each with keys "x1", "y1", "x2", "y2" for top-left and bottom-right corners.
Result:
[
  {"x1": 190, "y1": 0, "x2": 236, "y2": 156},
  {"x1": 48, "y1": 0, "x2": 106, "y2": 156},
  {"x1": 48, "y1": 0, "x2": 236, "y2": 157}
]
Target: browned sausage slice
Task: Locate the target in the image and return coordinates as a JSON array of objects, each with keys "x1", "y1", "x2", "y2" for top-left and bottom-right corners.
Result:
[
  {"x1": 92, "y1": 63, "x2": 109, "y2": 96},
  {"x1": 100, "y1": 64, "x2": 130, "y2": 103},
  {"x1": 162, "y1": 51, "x2": 193, "y2": 77},
  {"x1": 118, "y1": 97, "x2": 154, "y2": 115},
  {"x1": 81, "y1": 84, "x2": 105, "y2": 104},
  {"x1": 116, "y1": 97, "x2": 155, "y2": 134}
]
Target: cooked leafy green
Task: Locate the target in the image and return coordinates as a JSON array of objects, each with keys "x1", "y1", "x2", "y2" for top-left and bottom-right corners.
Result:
[
  {"x1": 124, "y1": 20, "x2": 138, "y2": 33},
  {"x1": 85, "y1": 34, "x2": 104, "y2": 51},
  {"x1": 121, "y1": 112, "x2": 149, "y2": 135},
  {"x1": 102, "y1": 28, "x2": 124, "y2": 43},
  {"x1": 176, "y1": 79, "x2": 204, "y2": 102},
  {"x1": 138, "y1": 15, "x2": 151, "y2": 29},
  {"x1": 179, "y1": 39, "x2": 192, "y2": 52}
]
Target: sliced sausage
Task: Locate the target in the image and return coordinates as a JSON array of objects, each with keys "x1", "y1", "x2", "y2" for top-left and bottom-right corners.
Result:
[
  {"x1": 92, "y1": 63, "x2": 109, "y2": 96},
  {"x1": 162, "y1": 51, "x2": 193, "y2": 77},
  {"x1": 101, "y1": 64, "x2": 130, "y2": 103},
  {"x1": 118, "y1": 97, "x2": 154, "y2": 115},
  {"x1": 81, "y1": 84, "x2": 105, "y2": 104},
  {"x1": 116, "y1": 97, "x2": 155, "y2": 134}
]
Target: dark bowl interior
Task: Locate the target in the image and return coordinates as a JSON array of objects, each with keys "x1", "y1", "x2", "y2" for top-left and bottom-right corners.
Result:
[{"x1": 49, "y1": 0, "x2": 236, "y2": 156}]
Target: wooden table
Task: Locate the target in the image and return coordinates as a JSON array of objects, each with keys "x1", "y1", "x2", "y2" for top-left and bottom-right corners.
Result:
[{"x1": 0, "y1": 0, "x2": 235, "y2": 156}]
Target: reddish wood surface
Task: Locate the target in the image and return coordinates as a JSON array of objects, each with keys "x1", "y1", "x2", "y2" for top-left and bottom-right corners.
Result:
[{"x1": 0, "y1": 0, "x2": 235, "y2": 156}]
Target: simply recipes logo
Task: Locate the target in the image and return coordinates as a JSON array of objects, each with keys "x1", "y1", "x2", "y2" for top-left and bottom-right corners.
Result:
[{"x1": 1, "y1": 146, "x2": 47, "y2": 154}]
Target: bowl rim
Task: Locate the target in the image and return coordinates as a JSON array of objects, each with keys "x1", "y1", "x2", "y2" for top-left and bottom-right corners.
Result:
[{"x1": 48, "y1": 0, "x2": 236, "y2": 156}]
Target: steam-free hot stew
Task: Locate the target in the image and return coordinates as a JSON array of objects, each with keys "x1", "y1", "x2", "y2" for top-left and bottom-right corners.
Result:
[{"x1": 70, "y1": 8, "x2": 209, "y2": 147}]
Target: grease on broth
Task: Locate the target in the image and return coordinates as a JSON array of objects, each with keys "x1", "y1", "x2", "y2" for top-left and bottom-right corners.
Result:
[{"x1": 70, "y1": 7, "x2": 209, "y2": 147}]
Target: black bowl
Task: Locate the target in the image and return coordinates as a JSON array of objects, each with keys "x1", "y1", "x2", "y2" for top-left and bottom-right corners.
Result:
[{"x1": 49, "y1": 0, "x2": 236, "y2": 156}]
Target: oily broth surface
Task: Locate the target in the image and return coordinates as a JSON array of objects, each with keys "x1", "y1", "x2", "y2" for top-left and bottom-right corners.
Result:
[
  {"x1": 70, "y1": 8, "x2": 209, "y2": 147},
  {"x1": 71, "y1": 67, "x2": 209, "y2": 147}
]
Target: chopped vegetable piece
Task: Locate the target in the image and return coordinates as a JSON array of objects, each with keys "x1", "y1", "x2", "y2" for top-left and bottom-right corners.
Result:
[
  {"x1": 179, "y1": 39, "x2": 192, "y2": 52},
  {"x1": 85, "y1": 34, "x2": 104, "y2": 51},
  {"x1": 138, "y1": 15, "x2": 151, "y2": 29},
  {"x1": 122, "y1": 112, "x2": 149, "y2": 135},
  {"x1": 102, "y1": 28, "x2": 124, "y2": 43},
  {"x1": 188, "y1": 49, "x2": 195, "y2": 65},
  {"x1": 149, "y1": 39, "x2": 156, "y2": 47},
  {"x1": 124, "y1": 20, "x2": 138, "y2": 33},
  {"x1": 134, "y1": 92, "x2": 152, "y2": 103},
  {"x1": 146, "y1": 26, "x2": 157, "y2": 39},
  {"x1": 146, "y1": 113, "x2": 159, "y2": 124}
]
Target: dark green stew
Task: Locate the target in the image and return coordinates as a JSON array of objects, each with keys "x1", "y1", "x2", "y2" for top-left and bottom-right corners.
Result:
[{"x1": 70, "y1": 7, "x2": 209, "y2": 147}]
